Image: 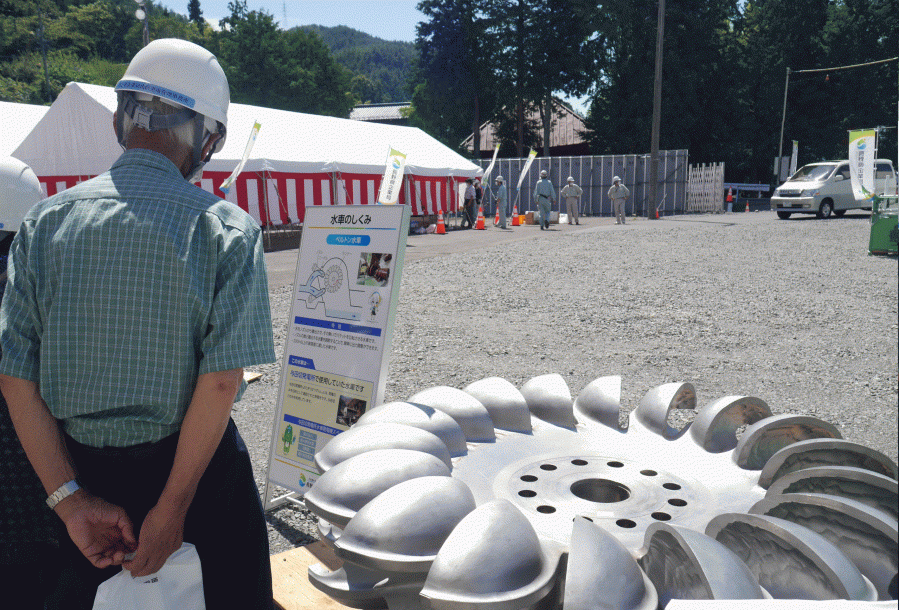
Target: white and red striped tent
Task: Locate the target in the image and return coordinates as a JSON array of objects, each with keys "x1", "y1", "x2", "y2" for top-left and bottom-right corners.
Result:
[{"x1": 12, "y1": 82, "x2": 479, "y2": 223}]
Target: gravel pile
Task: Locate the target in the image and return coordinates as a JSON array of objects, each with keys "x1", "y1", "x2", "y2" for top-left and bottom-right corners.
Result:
[{"x1": 232, "y1": 211, "x2": 898, "y2": 556}]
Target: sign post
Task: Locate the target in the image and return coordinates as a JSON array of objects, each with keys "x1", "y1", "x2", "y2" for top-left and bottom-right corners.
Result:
[{"x1": 264, "y1": 204, "x2": 410, "y2": 507}]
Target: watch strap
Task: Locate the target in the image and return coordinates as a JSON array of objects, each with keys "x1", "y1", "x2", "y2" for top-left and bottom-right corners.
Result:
[{"x1": 46, "y1": 480, "x2": 80, "y2": 510}]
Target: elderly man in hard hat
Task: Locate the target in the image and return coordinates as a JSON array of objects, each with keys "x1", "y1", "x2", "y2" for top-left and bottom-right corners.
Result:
[
  {"x1": 609, "y1": 175, "x2": 630, "y2": 225},
  {"x1": 0, "y1": 40, "x2": 275, "y2": 609},
  {"x1": 533, "y1": 169, "x2": 556, "y2": 230},
  {"x1": 493, "y1": 175, "x2": 508, "y2": 229},
  {"x1": 561, "y1": 176, "x2": 583, "y2": 225}
]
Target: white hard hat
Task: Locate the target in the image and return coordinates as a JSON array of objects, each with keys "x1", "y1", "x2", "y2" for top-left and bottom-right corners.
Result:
[
  {"x1": 116, "y1": 38, "x2": 229, "y2": 128},
  {"x1": 0, "y1": 157, "x2": 43, "y2": 232},
  {"x1": 540, "y1": 169, "x2": 547, "y2": 178},
  {"x1": 496, "y1": 175, "x2": 504, "y2": 183},
  {"x1": 116, "y1": 39, "x2": 229, "y2": 177},
  {"x1": 613, "y1": 176, "x2": 621, "y2": 182},
  {"x1": 567, "y1": 176, "x2": 574, "y2": 182}
]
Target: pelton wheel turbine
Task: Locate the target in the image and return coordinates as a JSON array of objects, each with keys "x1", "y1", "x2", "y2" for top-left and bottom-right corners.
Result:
[{"x1": 301, "y1": 375, "x2": 898, "y2": 609}]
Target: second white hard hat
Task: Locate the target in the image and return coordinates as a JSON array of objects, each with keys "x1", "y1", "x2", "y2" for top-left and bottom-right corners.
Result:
[
  {"x1": 540, "y1": 169, "x2": 547, "y2": 178},
  {"x1": 0, "y1": 157, "x2": 43, "y2": 232}
]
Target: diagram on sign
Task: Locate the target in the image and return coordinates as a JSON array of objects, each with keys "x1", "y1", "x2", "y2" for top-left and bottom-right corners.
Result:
[{"x1": 296, "y1": 253, "x2": 364, "y2": 320}]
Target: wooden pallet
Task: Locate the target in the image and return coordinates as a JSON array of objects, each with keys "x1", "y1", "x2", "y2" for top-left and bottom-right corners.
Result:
[{"x1": 271, "y1": 541, "x2": 346, "y2": 610}]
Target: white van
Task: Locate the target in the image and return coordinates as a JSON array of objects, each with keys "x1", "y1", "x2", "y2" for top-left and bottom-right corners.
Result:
[{"x1": 771, "y1": 159, "x2": 898, "y2": 219}]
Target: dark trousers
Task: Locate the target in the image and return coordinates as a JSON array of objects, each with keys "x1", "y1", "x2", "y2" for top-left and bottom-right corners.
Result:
[
  {"x1": 462, "y1": 201, "x2": 475, "y2": 228},
  {"x1": 49, "y1": 419, "x2": 274, "y2": 610}
]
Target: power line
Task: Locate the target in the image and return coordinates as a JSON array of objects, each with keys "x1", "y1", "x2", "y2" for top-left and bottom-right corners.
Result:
[{"x1": 792, "y1": 56, "x2": 898, "y2": 75}]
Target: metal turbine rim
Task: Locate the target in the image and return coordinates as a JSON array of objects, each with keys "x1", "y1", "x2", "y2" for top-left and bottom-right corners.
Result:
[{"x1": 303, "y1": 374, "x2": 898, "y2": 609}]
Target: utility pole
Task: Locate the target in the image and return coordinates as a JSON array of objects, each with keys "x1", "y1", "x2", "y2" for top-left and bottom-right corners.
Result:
[
  {"x1": 135, "y1": 0, "x2": 150, "y2": 47},
  {"x1": 648, "y1": 0, "x2": 665, "y2": 219},
  {"x1": 37, "y1": 4, "x2": 50, "y2": 102}
]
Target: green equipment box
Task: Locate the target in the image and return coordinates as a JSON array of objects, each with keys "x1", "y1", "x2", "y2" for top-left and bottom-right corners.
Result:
[{"x1": 869, "y1": 195, "x2": 898, "y2": 256}]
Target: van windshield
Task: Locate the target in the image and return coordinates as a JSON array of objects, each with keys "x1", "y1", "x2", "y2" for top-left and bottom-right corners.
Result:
[{"x1": 790, "y1": 164, "x2": 836, "y2": 182}]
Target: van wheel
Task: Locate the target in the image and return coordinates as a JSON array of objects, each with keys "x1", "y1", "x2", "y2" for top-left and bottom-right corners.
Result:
[
  {"x1": 833, "y1": 209, "x2": 845, "y2": 217},
  {"x1": 817, "y1": 200, "x2": 833, "y2": 219},
  {"x1": 776, "y1": 211, "x2": 791, "y2": 219}
]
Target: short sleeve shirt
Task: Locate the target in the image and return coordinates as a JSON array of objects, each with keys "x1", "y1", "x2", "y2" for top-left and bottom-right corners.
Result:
[{"x1": 0, "y1": 150, "x2": 276, "y2": 447}]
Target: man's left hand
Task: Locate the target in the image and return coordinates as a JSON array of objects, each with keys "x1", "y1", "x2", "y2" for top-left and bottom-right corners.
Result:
[{"x1": 123, "y1": 500, "x2": 187, "y2": 577}]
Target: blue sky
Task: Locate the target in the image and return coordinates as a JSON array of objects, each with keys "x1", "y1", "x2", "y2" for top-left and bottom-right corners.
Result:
[{"x1": 156, "y1": 0, "x2": 426, "y2": 42}]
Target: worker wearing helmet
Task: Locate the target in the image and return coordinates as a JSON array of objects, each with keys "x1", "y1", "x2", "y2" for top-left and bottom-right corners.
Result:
[
  {"x1": 0, "y1": 157, "x2": 61, "y2": 608},
  {"x1": 561, "y1": 176, "x2": 583, "y2": 225},
  {"x1": 609, "y1": 175, "x2": 630, "y2": 224},
  {"x1": 0, "y1": 40, "x2": 275, "y2": 610},
  {"x1": 533, "y1": 169, "x2": 556, "y2": 230},
  {"x1": 493, "y1": 175, "x2": 508, "y2": 229}
]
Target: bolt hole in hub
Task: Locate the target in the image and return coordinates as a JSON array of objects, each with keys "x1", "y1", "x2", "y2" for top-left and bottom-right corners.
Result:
[{"x1": 570, "y1": 478, "x2": 632, "y2": 503}]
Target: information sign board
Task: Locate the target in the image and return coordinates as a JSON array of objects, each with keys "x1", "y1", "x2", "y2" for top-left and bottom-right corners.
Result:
[{"x1": 266, "y1": 204, "x2": 410, "y2": 497}]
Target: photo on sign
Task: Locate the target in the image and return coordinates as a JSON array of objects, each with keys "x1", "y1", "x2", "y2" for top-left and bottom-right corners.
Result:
[
  {"x1": 357, "y1": 252, "x2": 393, "y2": 287},
  {"x1": 336, "y1": 396, "x2": 367, "y2": 426}
]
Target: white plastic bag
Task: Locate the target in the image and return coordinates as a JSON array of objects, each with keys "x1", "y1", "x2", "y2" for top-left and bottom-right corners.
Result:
[{"x1": 92, "y1": 542, "x2": 205, "y2": 610}]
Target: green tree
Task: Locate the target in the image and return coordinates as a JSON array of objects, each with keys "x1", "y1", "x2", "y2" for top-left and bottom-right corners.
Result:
[
  {"x1": 484, "y1": 0, "x2": 539, "y2": 157},
  {"x1": 187, "y1": 0, "x2": 203, "y2": 29},
  {"x1": 529, "y1": 0, "x2": 598, "y2": 156},
  {"x1": 414, "y1": 0, "x2": 497, "y2": 156},
  {"x1": 217, "y1": 1, "x2": 354, "y2": 117},
  {"x1": 583, "y1": 0, "x2": 738, "y2": 169}
]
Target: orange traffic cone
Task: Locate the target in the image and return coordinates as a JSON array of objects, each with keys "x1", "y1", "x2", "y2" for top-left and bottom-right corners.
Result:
[
  {"x1": 494, "y1": 208, "x2": 500, "y2": 226},
  {"x1": 436, "y1": 210, "x2": 446, "y2": 235},
  {"x1": 745, "y1": 195, "x2": 749, "y2": 213},
  {"x1": 475, "y1": 205, "x2": 485, "y2": 230},
  {"x1": 511, "y1": 204, "x2": 520, "y2": 226}
]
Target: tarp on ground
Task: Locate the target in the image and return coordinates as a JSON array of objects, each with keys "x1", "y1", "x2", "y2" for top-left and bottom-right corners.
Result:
[
  {"x1": 0, "y1": 101, "x2": 49, "y2": 157},
  {"x1": 13, "y1": 82, "x2": 479, "y2": 223}
]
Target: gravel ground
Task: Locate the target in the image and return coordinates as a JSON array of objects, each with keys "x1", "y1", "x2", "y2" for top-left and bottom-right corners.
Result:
[{"x1": 233, "y1": 210, "x2": 898, "y2": 556}]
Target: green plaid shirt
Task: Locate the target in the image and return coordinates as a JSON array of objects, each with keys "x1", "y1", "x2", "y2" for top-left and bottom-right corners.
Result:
[{"x1": 0, "y1": 150, "x2": 275, "y2": 447}]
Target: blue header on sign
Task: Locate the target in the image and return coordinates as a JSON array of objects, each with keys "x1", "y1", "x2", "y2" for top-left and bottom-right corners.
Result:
[
  {"x1": 284, "y1": 414, "x2": 342, "y2": 437},
  {"x1": 326, "y1": 234, "x2": 371, "y2": 246},
  {"x1": 289, "y1": 356, "x2": 315, "y2": 369},
  {"x1": 295, "y1": 316, "x2": 382, "y2": 336}
]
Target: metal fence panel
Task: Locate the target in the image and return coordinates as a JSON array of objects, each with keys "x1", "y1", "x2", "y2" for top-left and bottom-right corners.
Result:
[{"x1": 478, "y1": 151, "x2": 689, "y2": 217}]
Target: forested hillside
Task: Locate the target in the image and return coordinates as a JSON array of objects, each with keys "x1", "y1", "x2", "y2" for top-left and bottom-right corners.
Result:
[
  {"x1": 300, "y1": 25, "x2": 414, "y2": 104},
  {"x1": 0, "y1": 1, "x2": 365, "y2": 118}
]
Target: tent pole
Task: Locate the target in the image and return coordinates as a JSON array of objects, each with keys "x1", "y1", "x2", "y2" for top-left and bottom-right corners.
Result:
[
  {"x1": 261, "y1": 169, "x2": 271, "y2": 251},
  {"x1": 331, "y1": 171, "x2": 338, "y2": 206}
]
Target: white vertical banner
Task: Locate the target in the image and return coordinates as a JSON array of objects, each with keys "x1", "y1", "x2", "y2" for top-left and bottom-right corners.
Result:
[
  {"x1": 516, "y1": 149, "x2": 538, "y2": 190},
  {"x1": 789, "y1": 140, "x2": 798, "y2": 177},
  {"x1": 219, "y1": 121, "x2": 260, "y2": 195},
  {"x1": 848, "y1": 129, "x2": 876, "y2": 200},
  {"x1": 377, "y1": 146, "x2": 407, "y2": 204},
  {"x1": 481, "y1": 144, "x2": 500, "y2": 184}
]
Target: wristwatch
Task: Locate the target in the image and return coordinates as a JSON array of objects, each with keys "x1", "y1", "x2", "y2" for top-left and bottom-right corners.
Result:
[{"x1": 46, "y1": 480, "x2": 80, "y2": 510}]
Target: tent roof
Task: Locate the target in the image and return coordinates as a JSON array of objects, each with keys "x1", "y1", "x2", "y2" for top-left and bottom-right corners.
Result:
[
  {"x1": 0, "y1": 101, "x2": 50, "y2": 157},
  {"x1": 13, "y1": 82, "x2": 479, "y2": 179}
]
